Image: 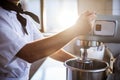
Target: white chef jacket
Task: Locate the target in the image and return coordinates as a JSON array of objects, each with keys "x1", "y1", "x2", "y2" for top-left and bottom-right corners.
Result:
[{"x1": 0, "y1": 7, "x2": 44, "y2": 80}]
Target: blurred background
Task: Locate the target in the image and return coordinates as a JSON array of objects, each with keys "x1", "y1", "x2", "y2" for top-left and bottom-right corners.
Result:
[{"x1": 21, "y1": 0, "x2": 120, "y2": 34}]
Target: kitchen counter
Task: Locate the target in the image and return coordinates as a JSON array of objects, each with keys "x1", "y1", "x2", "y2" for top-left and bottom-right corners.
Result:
[{"x1": 30, "y1": 57, "x2": 66, "y2": 80}]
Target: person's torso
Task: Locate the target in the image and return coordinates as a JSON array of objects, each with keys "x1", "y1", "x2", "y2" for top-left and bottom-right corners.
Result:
[{"x1": 0, "y1": 7, "x2": 43, "y2": 80}]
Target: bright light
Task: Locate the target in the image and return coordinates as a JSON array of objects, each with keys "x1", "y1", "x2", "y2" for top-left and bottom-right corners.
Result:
[
  {"x1": 57, "y1": 10, "x2": 78, "y2": 31},
  {"x1": 44, "y1": 0, "x2": 78, "y2": 32}
]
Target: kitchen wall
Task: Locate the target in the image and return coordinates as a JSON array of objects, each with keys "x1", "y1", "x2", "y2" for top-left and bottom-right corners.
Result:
[
  {"x1": 78, "y1": 0, "x2": 120, "y2": 15},
  {"x1": 112, "y1": 0, "x2": 120, "y2": 15}
]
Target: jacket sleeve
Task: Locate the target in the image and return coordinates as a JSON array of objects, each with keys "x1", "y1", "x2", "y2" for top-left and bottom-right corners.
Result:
[{"x1": 0, "y1": 17, "x2": 28, "y2": 66}]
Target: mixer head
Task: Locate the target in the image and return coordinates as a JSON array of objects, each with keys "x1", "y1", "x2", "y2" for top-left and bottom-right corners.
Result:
[{"x1": 78, "y1": 15, "x2": 120, "y2": 43}]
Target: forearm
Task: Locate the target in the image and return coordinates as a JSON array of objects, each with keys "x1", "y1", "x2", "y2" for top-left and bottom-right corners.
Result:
[
  {"x1": 17, "y1": 25, "x2": 79, "y2": 63},
  {"x1": 50, "y1": 49, "x2": 76, "y2": 62}
]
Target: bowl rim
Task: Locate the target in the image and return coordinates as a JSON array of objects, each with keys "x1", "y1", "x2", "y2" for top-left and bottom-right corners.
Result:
[{"x1": 64, "y1": 58, "x2": 109, "y2": 72}]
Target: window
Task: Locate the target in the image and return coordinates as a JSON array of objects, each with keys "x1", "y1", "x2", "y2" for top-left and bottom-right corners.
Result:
[
  {"x1": 21, "y1": 0, "x2": 78, "y2": 33},
  {"x1": 20, "y1": 0, "x2": 41, "y2": 30},
  {"x1": 43, "y1": 0, "x2": 78, "y2": 33},
  {"x1": 20, "y1": 0, "x2": 40, "y2": 19}
]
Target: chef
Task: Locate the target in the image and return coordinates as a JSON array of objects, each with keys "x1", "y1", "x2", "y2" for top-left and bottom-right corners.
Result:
[{"x1": 0, "y1": 0, "x2": 96, "y2": 80}]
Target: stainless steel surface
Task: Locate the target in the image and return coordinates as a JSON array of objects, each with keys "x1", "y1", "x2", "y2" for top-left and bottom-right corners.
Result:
[
  {"x1": 64, "y1": 58, "x2": 109, "y2": 80},
  {"x1": 78, "y1": 40, "x2": 103, "y2": 48},
  {"x1": 64, "y1": 15, "x2": 119, "y2": 80},
  {"x1": 78, "y1": 40, "x2": 103, "y2": 61},
  {"x1": 65, "y1": 39, "x2": 114, "y2": 80}
]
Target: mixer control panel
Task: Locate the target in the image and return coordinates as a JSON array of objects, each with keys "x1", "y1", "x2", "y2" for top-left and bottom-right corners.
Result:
[{"x1": 93, "y1": 20, "x2": 116, "y2": 36}]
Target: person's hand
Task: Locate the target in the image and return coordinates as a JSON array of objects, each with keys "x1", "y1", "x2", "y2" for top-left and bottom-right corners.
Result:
[{"x1": 75, "y1": 11, "x2": 96, "y2": 35}]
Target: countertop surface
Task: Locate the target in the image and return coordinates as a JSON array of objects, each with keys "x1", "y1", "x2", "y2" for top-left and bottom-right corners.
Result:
[{"x1": 30, "y1": 57, "x2": 66, "y2": 80}]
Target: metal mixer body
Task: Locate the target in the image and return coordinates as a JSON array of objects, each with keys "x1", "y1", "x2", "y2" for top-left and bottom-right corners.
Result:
[
  {"x1": 65, "y1": 15, "x2": 120, "y2": 80},
  {"x1": 78, "y1": 14, "x2": 120, "y2": 64},
  {"x1": 78, "y1": 15, "x2": 120, "y2": 43}
]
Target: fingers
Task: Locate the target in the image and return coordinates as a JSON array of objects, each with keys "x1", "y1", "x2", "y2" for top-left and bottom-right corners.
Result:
[
  {"x1": 88, "y1": 11, "x2": 97, "y2": 27},
  {"x1": 79, "y1": 10, "x2": 96, "y2": 22},
  {"x1": 81, "y1": 11, "x2": 96, "y2": 26},
  {"x1": 74, "y1": 10, "x2": 97, "y2": 35},
  {"x1": 81, "y1": 10, "x2": 96, "y2": 16},
  {"x1": 89, "y1": 11, "x2": 96, "y2": 19}
]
